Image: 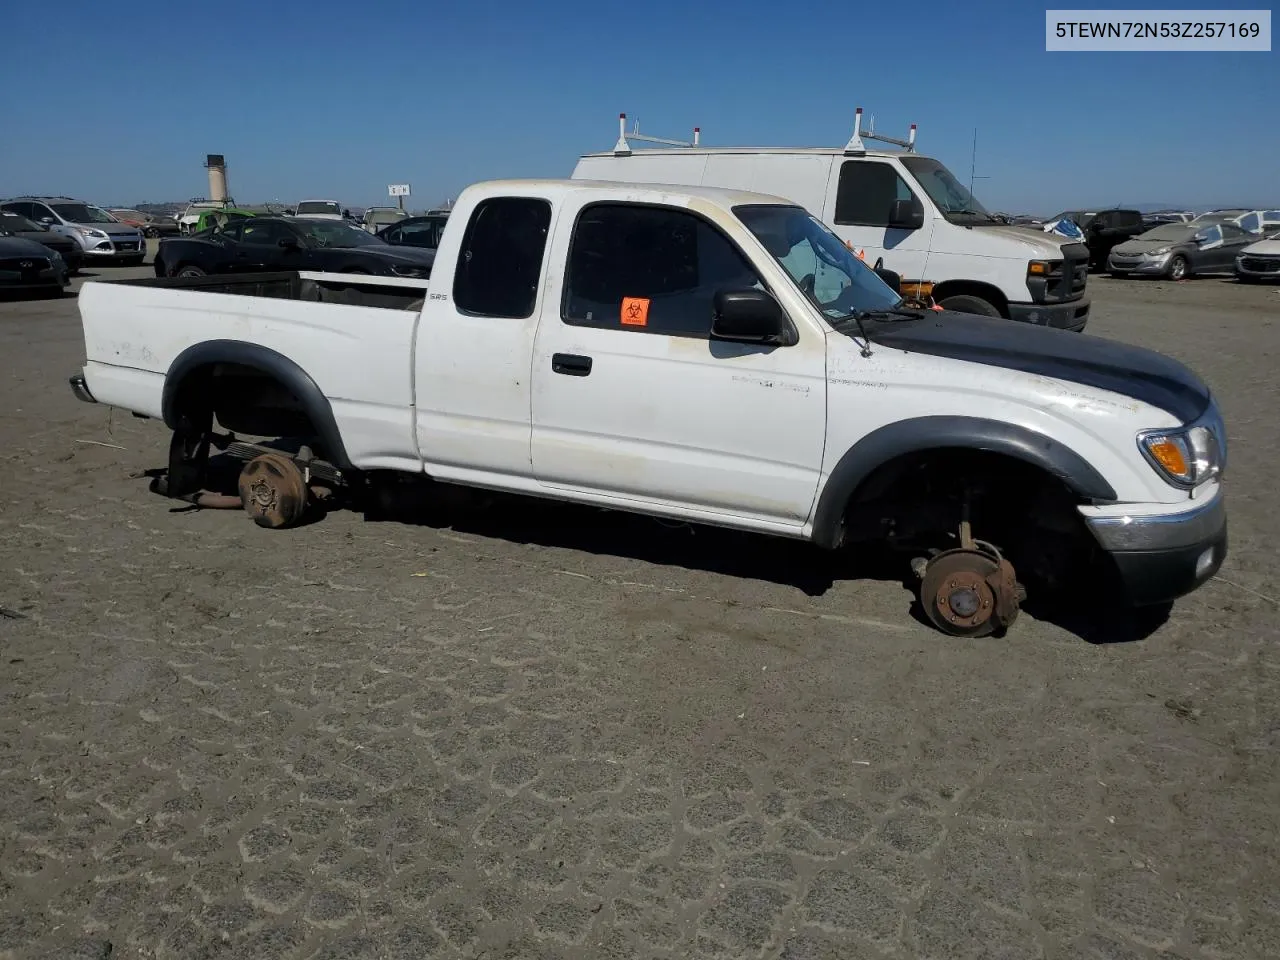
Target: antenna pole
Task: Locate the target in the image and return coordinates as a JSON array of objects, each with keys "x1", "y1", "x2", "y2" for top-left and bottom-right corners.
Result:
[{"x1": 969, "y1": 128, "x2": 977, "y2": 198}]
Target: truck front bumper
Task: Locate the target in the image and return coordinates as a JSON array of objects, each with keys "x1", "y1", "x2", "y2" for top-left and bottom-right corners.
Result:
[
  {"x1": 1007, "y1": 297, "x2": 1090, "y2": 331},
  {"x1": 1084, "y1": 492, "x2": 1227, "y2": 606}
]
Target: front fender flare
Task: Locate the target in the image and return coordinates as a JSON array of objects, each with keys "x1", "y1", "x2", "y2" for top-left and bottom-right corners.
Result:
[
  {"x1": 162, "y1": 339, "x2": 354, "y2": 472},
  {"x1": 810, "y1": 415, "x2": 1118, "y2": 549}
]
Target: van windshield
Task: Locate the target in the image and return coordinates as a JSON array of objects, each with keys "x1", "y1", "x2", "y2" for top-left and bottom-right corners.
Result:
[
  {"x1": 900, "y1": 156, "x2": 995, "y2": 223},
  {"x1": 735, "y1": 204, "x2": 901, "y2": 322}
]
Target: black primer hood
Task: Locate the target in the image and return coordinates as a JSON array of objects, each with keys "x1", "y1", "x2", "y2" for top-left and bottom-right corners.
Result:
[{"x1": 857, "y1": 311, "x2": 1211, "y2": 423}]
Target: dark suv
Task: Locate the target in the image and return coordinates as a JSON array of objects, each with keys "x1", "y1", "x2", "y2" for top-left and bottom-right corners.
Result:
[{"x1": 1052, "y1": 209, "x2": 1147, "y2": 270}]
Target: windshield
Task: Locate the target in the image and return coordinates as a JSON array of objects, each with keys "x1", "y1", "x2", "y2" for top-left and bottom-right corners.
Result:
[
  {"x1": 0, "y1": 212, "x2": 41, "y2": 233},
  {"x1": 296, "y1": 201, "x2": 341, "y2": 216},
  {"x1": 1138, "y1": 224, "x2": 1197, "y2": 242},
  {"x1": 736, "y1": 205, "x2": 900, "y2": 322},
  {"x1": 900, "y1": 156, "x2": 992, "y2": 221},
  {"x1": 51, "y1": 203, "x2": 117, "y2": 224},
  {"x1": 293, "y1": 219, "x2": 384, "y2": 247}
]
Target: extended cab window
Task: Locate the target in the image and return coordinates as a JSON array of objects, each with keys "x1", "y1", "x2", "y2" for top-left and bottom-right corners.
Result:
[
  {"x1": 453, "y1": 198, "x2": 551, "y2": 319},
  {"x1": 834, "y1": 161, "x2": 915, "y2": 227},
  {"x1": 563, "y1": 203, "x2": 763, "y2": 338}
]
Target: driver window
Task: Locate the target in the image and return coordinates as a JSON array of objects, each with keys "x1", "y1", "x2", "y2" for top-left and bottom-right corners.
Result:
[
  {"x1": 562, "y1": 203, "x2": 764, "y2": 338},
  {"x1": 834, "y1": 161, "x2": 916, "y2": 227}
]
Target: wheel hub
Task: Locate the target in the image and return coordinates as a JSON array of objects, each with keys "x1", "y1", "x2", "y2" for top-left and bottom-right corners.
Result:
[
  {"x1": 932, "y1": 568, "x2": 995, "y2": 629},
  {"x1": 918, "y1": 546, "x2": 1025, "y2": 638}
]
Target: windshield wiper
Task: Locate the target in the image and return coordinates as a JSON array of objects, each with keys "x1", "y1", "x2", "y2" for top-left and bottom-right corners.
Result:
[{"x1": 831, "y1": 302, "x2": 927, "y2": 356}]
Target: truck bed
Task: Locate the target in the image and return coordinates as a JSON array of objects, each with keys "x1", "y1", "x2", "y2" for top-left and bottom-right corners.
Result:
[
  {"x1": 115, "y1": 270, "x2": 428, "y2": 311},
  {"x1": 78, "y1": 270, "x2": 429, "y2": 471}
]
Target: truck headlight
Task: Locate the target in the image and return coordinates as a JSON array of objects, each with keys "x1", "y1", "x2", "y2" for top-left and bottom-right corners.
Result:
[{"x1": 1138, "y1": 406, "x2": 1225, "y2": 488}]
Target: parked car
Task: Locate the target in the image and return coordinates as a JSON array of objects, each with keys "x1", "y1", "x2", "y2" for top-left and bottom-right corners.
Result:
[
  {"x1": 376, "y1": 214, "x2": 448, "y2": 249},
  {"x1": 153, "y1": 216, "x2": 435, "y2": 279},
  {"x1": 1108, "y1": 221, "x2": 1257, "y2": 279},
  {"x1": 0, "y1": 235, "x2": 69, "y2": 296},
  {"x1": 0, "y1": 210, "x2": 83, "y2": 273},
  {"x1": 1143, "y1": 211, "x2": 1194, "y2": 227},
  {"x1": 1235, "y1": 210, "x2": 1280, "y2": 235},
  {"x1": 194, "y1": 208, "x2": 257, "y2": 233},
  {"x1": 1049, "y1": 209, "x2": 1146, "y2": 270},
  {"x1": 1191, "y1": 209, "x2": 1251, "y2": 226},
  {"x1": 294, "y1": 200, "x2": 345, "y2": 221},
  {"x1": 111, "y1": 209, "x2": 181, "y2": 238},
  {"x1": 0, "y1": 197, "x2": 145, "y2": 265},
  {"x1": 363, "y1": 207, "x2": 407, "y2": 233},
  {"x1": 1235, "y1": 231, "x2": 1280, "y2": 282},
  {"x1": 70, "y1": 178, "x2": 1226, "y2": 638},
  {"x1": 177, "y1": 199, "x2": 238, "y2": 235},
  {"x1": 574, "y1": 114, "x2": 1091, "y2": 328}
]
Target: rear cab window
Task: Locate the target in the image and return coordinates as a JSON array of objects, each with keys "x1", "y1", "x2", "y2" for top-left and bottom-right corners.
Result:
[{"x1": 452, "y1": 197, "x2": 552, "y2": 319}]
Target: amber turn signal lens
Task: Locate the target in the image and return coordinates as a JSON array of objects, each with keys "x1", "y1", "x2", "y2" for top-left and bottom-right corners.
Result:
[
  {"x1": 1146, "y1": 438, "x2": 1189, "y2": 477},
  {"x1": 1027, "y1": 262, "x2": 1048, "y2": 275}
]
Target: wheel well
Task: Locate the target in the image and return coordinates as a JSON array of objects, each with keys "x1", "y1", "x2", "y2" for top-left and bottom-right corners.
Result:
[
  {"x1": 169, "y1": 362, "x2": 322, "y2": 450},
  {"x1": 843, "y1": 448, "x2": 1097, "y2": 587},
  {"x1": 930, "y1": 280, "x2": 1009, "y2": 317}
]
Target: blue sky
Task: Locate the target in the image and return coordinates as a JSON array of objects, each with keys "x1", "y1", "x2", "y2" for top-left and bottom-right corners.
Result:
[{"x1": 2, "y1": 0, "x2": 1275, "y2": 213}]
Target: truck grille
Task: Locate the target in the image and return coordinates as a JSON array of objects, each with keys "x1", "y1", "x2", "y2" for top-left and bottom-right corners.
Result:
[{"x1": 1043, "y1": 242, "x2": 1089, "y2": 301}]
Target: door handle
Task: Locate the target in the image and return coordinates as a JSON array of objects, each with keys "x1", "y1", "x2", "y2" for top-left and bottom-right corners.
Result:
[{"x1": 551, "y1": 353, "x2": 592, "y2": 376}]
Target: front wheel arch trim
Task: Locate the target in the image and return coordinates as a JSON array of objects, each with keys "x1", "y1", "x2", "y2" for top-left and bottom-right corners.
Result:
[
  {"x1": 810, "y1": 415, "x2": 1119, "y2": 550},
  {"x1": 162, "y1": 339, "x2": 354, "y2": 472}
]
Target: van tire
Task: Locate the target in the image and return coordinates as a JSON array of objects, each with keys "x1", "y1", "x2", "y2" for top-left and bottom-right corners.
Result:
[{"x1": 938, "y1": 294, "x2": 1001, "y2": 318}]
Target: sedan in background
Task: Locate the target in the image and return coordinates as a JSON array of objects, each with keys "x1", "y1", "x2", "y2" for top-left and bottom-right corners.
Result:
[
  {"x1": 110, "y1": 209, "x2": 181, "y2": 238},
  {"x1": 0, "y1": 235, "x2": 69, "y2": 297},
  {"x1": 376, "y1": 214, "x2": 448, "y2": 250},
  {"x1": 0, "y1": 210, "x2": 83, "y2": 273},
  {"x1": 1108, "y1": 221, "x2": 1257, "y2": 280},
  {"x1": 154, "y1": 216, "x2": 435, "y2": 279},
  {"x1": 1236, "y1": 232, "x2": 1280, "y2": 282}
]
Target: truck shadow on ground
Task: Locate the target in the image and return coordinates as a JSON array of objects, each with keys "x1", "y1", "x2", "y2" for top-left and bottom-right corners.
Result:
[{"x1": 359, "y1": 480, "x2": 1169, "y2": 645}]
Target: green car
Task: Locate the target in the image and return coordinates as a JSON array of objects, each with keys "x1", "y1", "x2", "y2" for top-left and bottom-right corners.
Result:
[{"x1": 195, "y1": 208, "x2": 257, "y2": 233}]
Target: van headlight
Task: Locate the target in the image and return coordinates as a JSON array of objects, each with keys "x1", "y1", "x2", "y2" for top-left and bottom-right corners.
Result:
[{"x1": 1138, "y1": 404, "x2": 1226, "y2": 488}]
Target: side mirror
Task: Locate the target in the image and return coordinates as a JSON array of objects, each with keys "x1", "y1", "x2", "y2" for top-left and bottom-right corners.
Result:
[
  {"x1": 711, "y1": 289, "x2": 793, "y2": 346},
  {"x1": 39, "y1": 216, "x2": 56, "y2": 225},
  {"x1": 874, "y1": 267, "x2": 902, "y2": 293},
  {"x1": 887, "y1": 199, "x2": 923, "y2": 231},
  {"x1": 278, "y1": 237, "x2": 300, "y2": 249}
]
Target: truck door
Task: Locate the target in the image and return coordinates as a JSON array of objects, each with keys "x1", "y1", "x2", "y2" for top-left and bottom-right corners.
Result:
[
  {"x1": 530, "y1": 200, "x2": 827, "y2": 528},
  {"x1": 824, "y1": 159, "x2": 932, "y2": 289},
  {"x1": 414, "y1": 196, "x2": 553, "y2": 480}
]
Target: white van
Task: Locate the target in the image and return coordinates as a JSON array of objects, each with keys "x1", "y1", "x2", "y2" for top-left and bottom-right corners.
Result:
[{"x1": 573, "y1": 112, "x2": 1091, "y2": 330}]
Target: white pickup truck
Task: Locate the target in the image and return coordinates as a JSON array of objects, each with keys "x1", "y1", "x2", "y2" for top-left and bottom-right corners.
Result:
[{"x1": 69, "y1": 178, "x2": 1228, "y2": 637}]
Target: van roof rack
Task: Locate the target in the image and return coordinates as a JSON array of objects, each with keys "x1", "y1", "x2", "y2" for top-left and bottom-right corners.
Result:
[
  {"x1": 844, "y1": 108, "x2": 917, "y2": 156},
  {"x1": 612, "y1": 114, "x2": 701, "y2": 155}
]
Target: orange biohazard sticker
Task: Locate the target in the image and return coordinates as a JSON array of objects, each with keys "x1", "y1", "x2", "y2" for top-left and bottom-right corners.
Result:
[{"x1": 621, "y1": 296, "x2": 650, "y2": 327}]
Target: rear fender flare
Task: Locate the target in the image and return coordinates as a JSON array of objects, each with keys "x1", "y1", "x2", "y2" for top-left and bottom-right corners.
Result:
[
  {"x1": 810, "y1": 415, "x2": 1118, "y2": 549},
  {"x1": 162, "y1": 339, "x2": 353, "y2": 471}
]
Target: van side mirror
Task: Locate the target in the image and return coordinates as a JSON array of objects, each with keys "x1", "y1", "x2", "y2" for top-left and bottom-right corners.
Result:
[
  {"x1": 874, "y1": 267, "x2": 902, "y2": 293},
  {"x1": 711, "y1": 289, "x2": 793, "y2": 346},
  {"x1": 887, "y1": 199, "x2": 923, "y2": 231}
]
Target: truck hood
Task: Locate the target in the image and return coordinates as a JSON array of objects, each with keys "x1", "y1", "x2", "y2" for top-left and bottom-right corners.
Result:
[
  {"x1": 940, "y1": 222, "x2": 1081, "y2": 258},
  {"x1": 856, "y1": 310, "x2": 1211, "y2": 423}
]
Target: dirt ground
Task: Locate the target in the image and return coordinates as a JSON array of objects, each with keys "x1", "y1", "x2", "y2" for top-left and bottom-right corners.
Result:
[{"x1": 2, "y1": 256, "x2": 1279, "y2": 959}]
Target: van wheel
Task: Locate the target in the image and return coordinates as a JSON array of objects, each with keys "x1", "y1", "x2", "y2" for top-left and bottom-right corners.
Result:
[{"x1": 937, "y1": 294, "x2": 1001, "y2": 317}]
